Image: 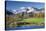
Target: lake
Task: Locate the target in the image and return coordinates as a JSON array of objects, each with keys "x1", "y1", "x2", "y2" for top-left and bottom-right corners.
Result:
[{"x1": 6, "y1": 25, "x2": 44, "y2": 30}]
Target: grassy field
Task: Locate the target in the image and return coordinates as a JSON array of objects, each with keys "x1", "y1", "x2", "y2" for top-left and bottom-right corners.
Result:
[
  {"x1": 16, "y1": 17, "x2": 44, "y2": 26},
  {"x1": 22, "y1": 17, "x2": 44, "y2": 23},
  {"x1": 6, "y1": 17, "x2": 45, "y2": 27}
]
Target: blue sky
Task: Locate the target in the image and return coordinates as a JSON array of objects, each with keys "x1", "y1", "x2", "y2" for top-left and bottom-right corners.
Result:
[{"x1": 6, "y1": 1, "x2": 44, "y2": 10}]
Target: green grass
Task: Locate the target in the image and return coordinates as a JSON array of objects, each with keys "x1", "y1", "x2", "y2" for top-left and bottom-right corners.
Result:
[{"x1": 22, "y1": 18, "x2": 44, "y2": 23}]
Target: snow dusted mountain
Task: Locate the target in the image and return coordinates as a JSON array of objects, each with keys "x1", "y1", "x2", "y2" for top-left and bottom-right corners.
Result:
[
  {"x1": 6, "y1": 7, "x2": 44, "y2": 15},
  {"x1": 12, "y1": 7, "x2": 36, "y2": 14}
]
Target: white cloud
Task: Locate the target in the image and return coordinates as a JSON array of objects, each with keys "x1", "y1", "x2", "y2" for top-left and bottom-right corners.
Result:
[
  {"x1": 20, "y1": 7, "x2": 25, "y2": 9},
  {"x1": 13, "y1": 9, "x2": 16, "y2": 12},
  {"x1": 12, "y1": 9, "x2": 17, "y2": 14}
]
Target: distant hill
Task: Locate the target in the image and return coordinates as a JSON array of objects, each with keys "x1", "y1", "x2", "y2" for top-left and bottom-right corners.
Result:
[{"x1": 6, "y1": 10, "x2": 14, "y2": 15}]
